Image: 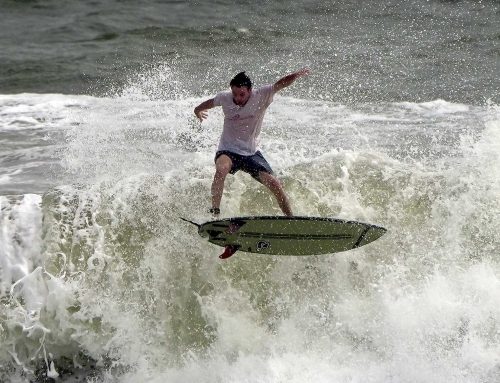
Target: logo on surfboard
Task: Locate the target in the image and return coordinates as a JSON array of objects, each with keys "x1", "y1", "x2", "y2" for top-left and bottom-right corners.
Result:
[{"x1": 256, "y1": 240, "x2": 271, "y2": 251}]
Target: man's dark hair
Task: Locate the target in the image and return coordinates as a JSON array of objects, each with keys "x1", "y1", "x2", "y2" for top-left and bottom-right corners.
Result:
[{"x1": 230, "y1": 72, "x2": 252, "y2": 89}]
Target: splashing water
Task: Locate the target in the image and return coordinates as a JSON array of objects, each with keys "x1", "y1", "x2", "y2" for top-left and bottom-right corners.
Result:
[{"x1": 0, "y1": 71, "x2": 499, "y2": 382}]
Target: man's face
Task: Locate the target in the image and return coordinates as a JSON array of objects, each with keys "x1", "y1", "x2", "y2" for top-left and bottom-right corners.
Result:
[{"x1": 231, "y1": 86, "x2": 251, "y2": 107}]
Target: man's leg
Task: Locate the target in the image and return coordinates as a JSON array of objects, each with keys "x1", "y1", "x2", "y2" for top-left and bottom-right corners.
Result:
[
  {"x1": 258, "y1": 171, "x2": 293, "y2": 216},
  {"x1": 211, "y1": 154, "x2": 233, "y2": 215}
]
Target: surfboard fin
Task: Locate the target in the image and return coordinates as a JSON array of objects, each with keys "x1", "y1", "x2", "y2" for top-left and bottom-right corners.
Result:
[{"x1": 219, "y1": 245, "x2": 240, "y2": 259}]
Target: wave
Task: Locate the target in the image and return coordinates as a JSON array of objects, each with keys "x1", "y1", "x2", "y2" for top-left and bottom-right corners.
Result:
[{"x1": 0, "y1": 92, "x2": 499, "y2": 381}]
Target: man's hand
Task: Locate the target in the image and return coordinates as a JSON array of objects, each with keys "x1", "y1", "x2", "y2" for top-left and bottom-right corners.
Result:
[
  {"x1": 195, "y1": 109, "x2": 208, "y2": 122},
  {"x1": 294, "y1": 67, "x2": 311, "y2": 78},
  {"x1": 194, "y1": 98, "x2": 215, "y2": 122}
]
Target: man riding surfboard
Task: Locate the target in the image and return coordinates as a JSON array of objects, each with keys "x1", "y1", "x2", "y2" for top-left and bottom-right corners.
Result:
[{"x1": 194, "y1": 68, "x2": 310, "y2": 218}]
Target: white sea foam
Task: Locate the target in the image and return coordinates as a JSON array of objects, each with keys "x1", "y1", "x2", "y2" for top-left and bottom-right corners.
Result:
[
  {"x1": 0, "y1": 92, "x2": 498, "y2": 382},
  {"x1": 0, "y1": 194, "x2": 42, "y2": 297}
]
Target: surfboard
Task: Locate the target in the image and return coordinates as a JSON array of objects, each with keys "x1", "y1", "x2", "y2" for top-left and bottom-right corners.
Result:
[{"x1": 182, "y1": 216, "x2": 386, "y2": 259}]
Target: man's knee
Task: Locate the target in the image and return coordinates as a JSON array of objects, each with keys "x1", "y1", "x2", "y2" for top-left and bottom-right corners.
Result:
[
  {"x1": 215, "y1": 155, "x2": 232, "y2": 177},
  {"x1": 259, "y1": 172, "x2": 282, "y2": 190}
]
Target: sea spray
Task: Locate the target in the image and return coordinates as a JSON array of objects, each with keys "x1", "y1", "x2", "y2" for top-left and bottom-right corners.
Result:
[{"x1": 0, "y1": 90, "x2": 498, "y2": 382}]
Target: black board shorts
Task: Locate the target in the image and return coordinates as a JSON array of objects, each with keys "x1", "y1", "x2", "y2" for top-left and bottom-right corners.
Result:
[{"x1": 215, "y1": 150, "x2": 274, "y2": 180}]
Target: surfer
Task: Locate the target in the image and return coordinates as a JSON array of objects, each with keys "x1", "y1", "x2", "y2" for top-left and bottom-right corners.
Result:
[{"x1": 194, "y1": 68, "x2": 310, "y2": 217}]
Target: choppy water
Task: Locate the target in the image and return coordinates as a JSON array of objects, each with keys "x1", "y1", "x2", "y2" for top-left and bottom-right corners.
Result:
[
  {"x1": 1, "y1": 0, "x2": 499, "y2": 102},
  {"x1": 1, "y1": 0, "x2": 499, "y2": 382}
]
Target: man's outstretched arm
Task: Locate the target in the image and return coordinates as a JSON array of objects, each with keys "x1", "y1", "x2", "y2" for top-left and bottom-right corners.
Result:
[
  {"x1": 272, "y1": 68, "x2": 310, "y2": 93},
  {"x1": 194, "y1": 98, "x2": 215, "y2": 122}
]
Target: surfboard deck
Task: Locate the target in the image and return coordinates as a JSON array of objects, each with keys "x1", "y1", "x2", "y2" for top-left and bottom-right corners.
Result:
[{"x1": 183, "y1": 216, "x2": 386, "y2": 259}]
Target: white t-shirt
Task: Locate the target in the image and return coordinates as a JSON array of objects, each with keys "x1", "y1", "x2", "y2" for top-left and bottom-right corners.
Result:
[{"x1": 213, "y1": 85, "x2": 274, "y2": 156}]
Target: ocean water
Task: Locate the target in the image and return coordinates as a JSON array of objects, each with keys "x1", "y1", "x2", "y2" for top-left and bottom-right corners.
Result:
[{"x1": 1, "y1": 0, "x2": 499, "y2": 382}]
